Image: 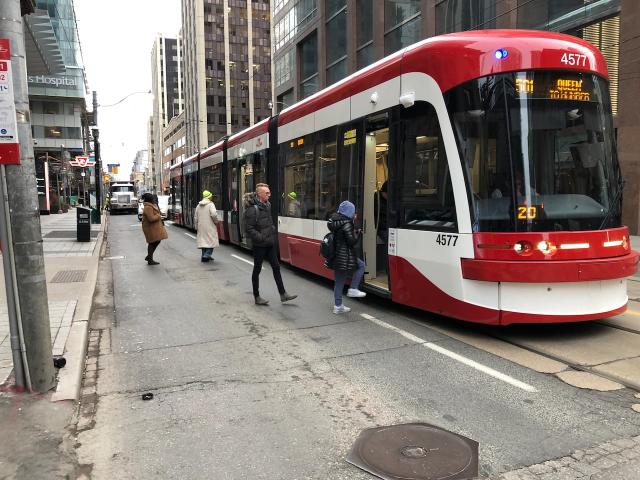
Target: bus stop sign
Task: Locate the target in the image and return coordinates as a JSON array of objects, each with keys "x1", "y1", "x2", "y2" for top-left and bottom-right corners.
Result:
[{"x1": 0, "y1": 39, "x2": 20, "y2": 165}]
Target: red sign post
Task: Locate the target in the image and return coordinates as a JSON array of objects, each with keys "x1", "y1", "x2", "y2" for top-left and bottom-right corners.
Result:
[{"x1": 0, "y1": 39, "x2": 20, "y2": 165}]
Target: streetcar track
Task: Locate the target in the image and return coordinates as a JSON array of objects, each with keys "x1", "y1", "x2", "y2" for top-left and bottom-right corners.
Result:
[{"x1": 477, "y1": 329, "x2": 639, "y2": 392}]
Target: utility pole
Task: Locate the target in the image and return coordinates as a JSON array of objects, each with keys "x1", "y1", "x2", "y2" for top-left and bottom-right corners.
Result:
[{"x1": 0, "y1": 0, "x2": 55, "y2": 391}]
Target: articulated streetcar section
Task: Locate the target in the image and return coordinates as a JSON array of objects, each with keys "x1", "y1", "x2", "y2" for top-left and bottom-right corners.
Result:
[{"x1": 168, "y1": 30, "x2": 639, "y2": 325}]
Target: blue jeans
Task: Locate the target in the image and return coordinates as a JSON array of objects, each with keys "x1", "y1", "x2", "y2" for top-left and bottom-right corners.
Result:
[
  {"x1": 334, "y1": 258, "x2": 365, "y2": 306},
  {"x1": 201, "y1": 248, "x2": 213, "y2": 259}
]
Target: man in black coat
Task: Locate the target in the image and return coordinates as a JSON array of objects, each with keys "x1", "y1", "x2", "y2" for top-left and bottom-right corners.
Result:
[{"x1": 244, "y1": 183, "x2": 297, "y2": 305}]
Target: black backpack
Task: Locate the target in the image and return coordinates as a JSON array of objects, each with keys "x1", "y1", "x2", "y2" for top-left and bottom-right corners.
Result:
[{"x1": 319, "y1": 231, "x2": 336, "y2": 260}]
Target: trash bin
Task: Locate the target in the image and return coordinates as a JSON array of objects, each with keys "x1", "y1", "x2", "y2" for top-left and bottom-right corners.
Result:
[{"x1": 77, "y1": 206, "x2": 91, "y2": 242}]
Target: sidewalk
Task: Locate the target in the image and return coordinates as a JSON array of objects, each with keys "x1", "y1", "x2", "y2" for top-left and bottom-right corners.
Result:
[{"x1": 0, "y1": 208, "x2": 104, "y2": 400}]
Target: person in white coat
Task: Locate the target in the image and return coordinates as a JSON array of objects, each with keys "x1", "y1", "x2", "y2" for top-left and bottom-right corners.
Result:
[{"x1": 194, "y1": 190, "x2": 220, "y2": 262}]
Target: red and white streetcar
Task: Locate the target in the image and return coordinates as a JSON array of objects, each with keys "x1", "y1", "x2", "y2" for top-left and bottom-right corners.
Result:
[{"x1": 169, "y1": 30, "x2": 638, "y2": 325}]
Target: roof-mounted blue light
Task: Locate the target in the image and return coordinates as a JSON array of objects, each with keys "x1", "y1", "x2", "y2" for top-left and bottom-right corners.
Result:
[{"x1": 494, "y1": 49, "x2": 508, "y2": 60}]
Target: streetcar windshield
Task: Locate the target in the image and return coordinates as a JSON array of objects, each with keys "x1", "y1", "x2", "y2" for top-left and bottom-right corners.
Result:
[{"x1": 447, "y1": 71, "x2": 621, "y2": 232}]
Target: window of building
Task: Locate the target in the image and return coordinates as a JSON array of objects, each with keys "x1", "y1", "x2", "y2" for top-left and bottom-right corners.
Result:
[
  {"x1": 435, "y1": 0, "x2": 496, "y2": 34},
  {"x1": 326, "y1": 1, "x2": 347, "y2": 85},
  {"x1": 278, "y1": 89, "x2": 295, "y2": 112},
  {"x1": 326, "y1": 0, "x2": 346, "y2": 17},
  {"x1": 385, "y1": 0, "x2": 420, "y2": 30},
  {"x1": 44, "y1": 127, "x2": 62, "y2": 138},
  {"x1": 516, "y1": 0, "x2": 617, "y2": 30},
  {"x1": 356, "y1": 0, "x2": 374, "y2": 69},
  {"x1": 571, "y1": 15, "x2": 620, "y2": 115},
  {"x1": 299, "y1": 32, "x2": 319, "y2": 99},
  {"x1": 275, "y1": 49, "x2": 295, "y2": 87},
  {"x1": 384, "y1": 0, "x2": 421, "y2": 55},
  {"x1": 400, "y1": 102, "x2": 457, "y2": 231},
  {"x1": 274, "y1": 0, "x2": 317, "y2": 52},
  {"x1": 280, "y1": 133, "x2": 316, "y2": 218},
  {"x1": 384, "y1": 15, "x2": 421, "y2": 55}
]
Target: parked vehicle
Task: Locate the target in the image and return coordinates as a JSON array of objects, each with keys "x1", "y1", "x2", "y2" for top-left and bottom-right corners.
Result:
[
  {"x1": 138, "y1": 195, "x2": 169, "y2": 221},
  {"x1": 109, "y1": 182, "x2": 137, "y2": 214}
]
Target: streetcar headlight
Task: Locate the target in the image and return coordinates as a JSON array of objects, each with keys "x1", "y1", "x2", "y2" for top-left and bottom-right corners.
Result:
[
  {"x1": 514, "y1": 240, "x2": 533, "y2": 256},
  {"x1": 537, "y1": 240, "x2": 556, "y2": 255}
]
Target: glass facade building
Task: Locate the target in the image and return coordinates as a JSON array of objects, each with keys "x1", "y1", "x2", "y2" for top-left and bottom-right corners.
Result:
[{"x1": 24, "y1": 0, "x2": 89, "y2": 212}]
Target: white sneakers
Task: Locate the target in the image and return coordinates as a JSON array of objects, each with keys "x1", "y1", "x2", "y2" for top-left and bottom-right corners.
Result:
[
  {"x1": 334, "y1": 289, "x2": 366, "y2": 314},
  {"x1": 347, "y1": 288, "x2": 366, "y2": 298},
  {"x1": 333, "y1": 305, "x2": 351, "y2": 314}
]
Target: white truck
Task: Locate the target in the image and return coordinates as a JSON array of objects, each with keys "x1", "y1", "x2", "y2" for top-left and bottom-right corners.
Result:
[{"x1": 109, "y1": 182, "x2": 137, "y2": 214}]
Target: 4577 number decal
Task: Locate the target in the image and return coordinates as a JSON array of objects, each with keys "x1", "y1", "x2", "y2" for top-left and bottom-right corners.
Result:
[{"x1": 436, "y1": 234, "x2": 458, "y2": 246}]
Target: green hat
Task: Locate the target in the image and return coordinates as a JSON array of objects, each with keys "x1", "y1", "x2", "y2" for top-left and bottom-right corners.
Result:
[
  {"x1": 202, "y1": 190, "x2": 212, "y2": 199},
  {"x1": 288, "y1": 191, "x2": 297, "y2": 200}
]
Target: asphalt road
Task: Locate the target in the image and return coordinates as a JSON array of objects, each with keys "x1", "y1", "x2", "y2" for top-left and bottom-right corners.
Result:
[{"x1": 76, "y1": 215, "x2": 640, "y2": 479}]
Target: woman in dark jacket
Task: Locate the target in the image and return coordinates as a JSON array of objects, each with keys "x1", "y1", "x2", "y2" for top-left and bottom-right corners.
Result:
[{"x1": 327, "y1": 200, "x2": 366, "y2": 314}]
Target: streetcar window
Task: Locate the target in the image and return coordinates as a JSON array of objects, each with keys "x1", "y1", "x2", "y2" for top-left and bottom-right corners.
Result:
[
  {"x1": 315, "y1": 127, "x2": 338, "y2": 220},
  {"x1": 280, "y1": 133, "x2": 316, "y2": 219},
  {"x1": 447, "y1": 71, "x2": 621, "y2": 232},
  {"x1": 400, "y1": 102, "x2": 457, "y2": 232},
  {"x1": 200, "y1": 163, "x2": 223, "y2": 208}
]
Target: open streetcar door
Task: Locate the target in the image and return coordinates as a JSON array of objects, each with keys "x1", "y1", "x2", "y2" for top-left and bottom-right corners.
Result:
[{"x1": 363, "y1": 113, "x2": 391, "y2": 291}]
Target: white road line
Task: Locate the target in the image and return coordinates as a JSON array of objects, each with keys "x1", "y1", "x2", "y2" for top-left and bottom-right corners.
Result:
[
  {"x1": 184, "y1": 233, "x2": 196, "y2": 239},
  {"x1": 231, "y1": 254, "x2": 254, "y2": 266},
  {"x1": 360, "y1": 313, "x2": 538, "y2": 393}
]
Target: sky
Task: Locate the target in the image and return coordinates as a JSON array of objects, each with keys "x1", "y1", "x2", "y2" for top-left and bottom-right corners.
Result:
[{"x1": 74, "y1": 0, "x2": 182, "y2": 180}]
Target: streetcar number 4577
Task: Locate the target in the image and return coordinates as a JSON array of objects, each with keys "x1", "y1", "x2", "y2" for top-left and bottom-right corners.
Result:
[
  {"x1": 560, "y1": 53, "x2": 587, "y2": 67},
  {"x1": 436, "y1": 234, "x2": 458, "y2": 246}
]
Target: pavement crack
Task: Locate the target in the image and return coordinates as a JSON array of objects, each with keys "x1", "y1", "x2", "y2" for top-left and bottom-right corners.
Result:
[{"x1": 101, "y1": 317, "x2": 368, "y2": 356}]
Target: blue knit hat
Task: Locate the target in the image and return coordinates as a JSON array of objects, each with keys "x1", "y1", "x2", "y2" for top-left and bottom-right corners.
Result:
[{"x1": 338, "y1": 200, "x2": 356, "y2": 219}]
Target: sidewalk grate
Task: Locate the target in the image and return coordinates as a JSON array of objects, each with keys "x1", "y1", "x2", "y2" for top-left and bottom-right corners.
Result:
[
  {"x1": 44, "y1": 230, "x2": 99, "y2": 239},
  {"x1": 51, "y1": 270, "x2": 88, "y2": 283}
]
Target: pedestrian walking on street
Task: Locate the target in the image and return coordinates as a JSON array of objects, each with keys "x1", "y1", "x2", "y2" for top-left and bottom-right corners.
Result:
[
  {"x1": 195, "y1": 190, "x2": 219, "y2": 262},
  {"x1": 141, "y1": 192, "x2": 168, "y2": 265},
  {"x1": 327, "y1": 200, "x2": 366, "y2": 314},
  {"x1": 244, "y1": 183, "x2": 297, "y2": 305}
]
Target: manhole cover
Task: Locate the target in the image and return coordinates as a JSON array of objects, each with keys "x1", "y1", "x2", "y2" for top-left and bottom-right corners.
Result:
[
  {"x1": 51, "y1": 269, "x2": 88, "y2": 283},
  {"x1": 347, "y1": 423, "x2": 478, "y2": 480}
]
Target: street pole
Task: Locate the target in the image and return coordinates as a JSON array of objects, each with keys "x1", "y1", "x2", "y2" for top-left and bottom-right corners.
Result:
[
  {"x1": 0, "y1": 0, "x2": 55, "y2": 392},
  {"x1": 92, "y1": 126, "x2": 101, "y2": 217}
]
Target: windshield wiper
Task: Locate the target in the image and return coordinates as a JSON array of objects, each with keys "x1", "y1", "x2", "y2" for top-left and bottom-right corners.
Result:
[{"x1": 599, "y1": 178, "x2": 625, "y2": 229}]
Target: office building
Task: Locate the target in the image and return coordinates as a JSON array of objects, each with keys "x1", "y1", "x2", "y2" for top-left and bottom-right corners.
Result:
[
  {"x1": 150, "y1": 34, "x2": 183, "y2": 194},
  {"x1": 181, "y1": 0, "x2": 273, "y2": 153}
]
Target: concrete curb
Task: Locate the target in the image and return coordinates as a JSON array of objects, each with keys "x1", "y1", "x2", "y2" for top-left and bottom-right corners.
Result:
[
  {"x1": 51, "y1": 320, "x2": 88, "y2": 401},
  {"x1": 51, "y1": 214, "x2": 107, "y2": 402}
]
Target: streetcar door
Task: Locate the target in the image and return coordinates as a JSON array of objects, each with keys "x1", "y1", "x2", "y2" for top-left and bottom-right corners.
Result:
[
  {"x1": 228, "y1": 159, "x2": 240, "y2": 245},
  {"x1": 239, "y1": 158, "x2": 254, "y2": 248},
  {"x1": 362, "y1": 113, "x2": 390, "y2": 290}
]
